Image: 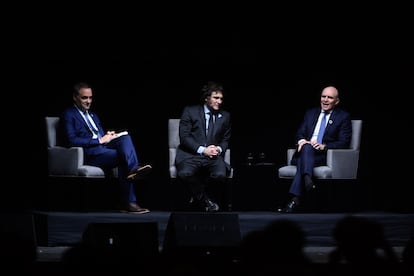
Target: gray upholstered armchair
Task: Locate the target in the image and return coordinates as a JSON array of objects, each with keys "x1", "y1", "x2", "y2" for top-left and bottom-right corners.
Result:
[
  {"x1": 46, "y1": 116, "x2": 117, "y2": 178},
  {"x1": 46, "y1": 116, "x2": 120, "y2": 211},
  {"x1": 278, "y1": 120, "x2": 362, "y2": 180}
]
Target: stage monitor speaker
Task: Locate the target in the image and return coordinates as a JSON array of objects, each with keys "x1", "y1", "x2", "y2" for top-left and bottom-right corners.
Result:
[
  {"x1": 82, "y1": 222, "x2": 159, "y2": 257},
  {"x1": 162, "y1": 212, "x2": 241, "y2": 257}
]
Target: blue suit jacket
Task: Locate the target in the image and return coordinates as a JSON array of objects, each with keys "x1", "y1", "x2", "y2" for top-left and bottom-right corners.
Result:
[
  {"x1": 175, "y1": 105, "x2": 231, "y2": 165},
  {"x1": 295, "y1": 107, "x2": 352, "y2": 150},
  {"x1": 59, "y1": 106, "x2": 107, "y2": 158}
]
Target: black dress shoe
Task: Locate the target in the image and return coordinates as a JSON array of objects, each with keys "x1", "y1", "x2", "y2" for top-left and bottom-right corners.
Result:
[
  {"x1": 202, "y1": 199, "x2": 220, "y2": 212},
  {"x1": 304, "y1": 174, "x2": 316, "y2": 191},
  {"x1": 278, "y1": 197, "x2": 300, "y2": 213}
]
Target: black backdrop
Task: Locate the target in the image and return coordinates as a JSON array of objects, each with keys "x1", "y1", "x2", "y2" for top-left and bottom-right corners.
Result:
[{"x1": 5, "y1": 7, "x2": 413, "y2": 212}]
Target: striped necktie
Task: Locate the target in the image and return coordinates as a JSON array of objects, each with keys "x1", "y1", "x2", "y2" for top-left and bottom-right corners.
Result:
[{"x1": 84, "y1": 111, "x2": 99, "y2": 137}]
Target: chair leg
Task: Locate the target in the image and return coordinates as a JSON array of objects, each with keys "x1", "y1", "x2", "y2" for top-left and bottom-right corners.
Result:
[{"x1": 225, "y1": 178, "x2": 233, "y2": 211}]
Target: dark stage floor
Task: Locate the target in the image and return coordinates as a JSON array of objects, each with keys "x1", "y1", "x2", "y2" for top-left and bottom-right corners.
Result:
[
  {"x1": 2, "y1": 210, "x2": 413, "y2": 264},
  {"x1": 32, "y1": 210, "x2": 414, "y2": 247}
]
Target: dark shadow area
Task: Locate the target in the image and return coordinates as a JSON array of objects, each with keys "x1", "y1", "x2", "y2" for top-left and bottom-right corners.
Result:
[{"x1": 5, "y1": 10, "x2": 412, "y2": 213}]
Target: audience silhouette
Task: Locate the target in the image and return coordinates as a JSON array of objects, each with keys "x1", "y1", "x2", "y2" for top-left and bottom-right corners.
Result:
[
  {"x1": 2, "y1": 213, "x2": 411, "y2": 275},
  {"x1": 239, "y1": 218, "x2": 314, "y2": 274},
  {"x1": 328, "y1": 215, "x2": 399, "y2": 274}
]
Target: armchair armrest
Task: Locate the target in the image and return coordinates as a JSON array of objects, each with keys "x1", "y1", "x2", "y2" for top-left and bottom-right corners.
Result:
[
  {"x1": 169, "y1": 148, "x2": 177, "y2": 178},
  {"x1": 224, "y1": 149, "x2": 233, "y2": 178},
  {"x1": 47, "y1": 146, "x2": 84, "y2": 176},
  {"x1": 287, "y1": 149, "x2": 296, "y2": 165},
  {"x1": 224, "y1": 149, "x2": 231, "y2": 165},
  {"x1": 327, "y1": 149, "x2": 360, "y2": 179}
]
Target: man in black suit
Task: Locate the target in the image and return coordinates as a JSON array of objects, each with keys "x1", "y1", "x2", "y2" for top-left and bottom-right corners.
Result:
[
  {"x1": 175, "y1": 81, "x2": 231, "y2": 212},
  {"x1": 279, "y1": 86, "x2": 352, "y2": 213}
]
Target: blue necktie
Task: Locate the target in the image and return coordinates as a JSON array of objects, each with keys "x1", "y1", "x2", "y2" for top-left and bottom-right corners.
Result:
[{"x1": 317, "y1": 112, "x2": 327, "y2": 143}]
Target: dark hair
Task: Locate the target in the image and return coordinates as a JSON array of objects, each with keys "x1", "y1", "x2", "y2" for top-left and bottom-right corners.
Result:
[
  {"x1": 200, "y1": 81, "x2": 224, "y2": 103},
  {"x1": 73, "y1": 82, "x2": 92, "y2": 96}
]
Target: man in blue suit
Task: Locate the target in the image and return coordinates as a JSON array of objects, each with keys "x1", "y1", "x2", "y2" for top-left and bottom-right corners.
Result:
[
  {"x1": 60, "y1": 82, "x2": 152, "y2": 214},
  {"x1": 175, "y1": 81, "x2": 231, "y2": 212},
  {"x1": 279, "y1": 86, "x2": 352, "y2": 213}
]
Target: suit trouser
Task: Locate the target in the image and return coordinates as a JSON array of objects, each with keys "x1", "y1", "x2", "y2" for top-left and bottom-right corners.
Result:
[
  {"x1": 86, "y1": 135, "x2": 140, "y2": 203},
  {"x1": 176, "y1": 155, "x2": 227, "y2": 201},
  {"x1": 289, "y1": 144, "x2": 325, "y2": 196}
]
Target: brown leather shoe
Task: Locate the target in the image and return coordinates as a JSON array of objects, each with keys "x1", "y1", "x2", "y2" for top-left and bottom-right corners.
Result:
[
  {"x1": 120, "y1": 202, "x2": 150, "y2": 214},
  {"x1": 127, "y1": 164, "x2": 153, "y2": 180}
]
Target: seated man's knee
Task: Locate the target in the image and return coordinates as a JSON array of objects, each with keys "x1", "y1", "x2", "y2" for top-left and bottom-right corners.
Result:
[
  {"x1": 117, "y1": 134, "x2": 132, "y2": 143},
  {"x1": 177, "y1": 172, "x2": 197, "y2": 182},
  {"x1": 209, "y1": 173, "x2": 226, "y2": 183},
  {"x1": 301, "y1": 143, "x2": 314, "y2": 153}
]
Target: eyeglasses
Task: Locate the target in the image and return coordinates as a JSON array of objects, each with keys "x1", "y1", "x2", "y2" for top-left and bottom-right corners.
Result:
[{"x1": 80, "y1": 96, "x2": 93, "y2": 100}]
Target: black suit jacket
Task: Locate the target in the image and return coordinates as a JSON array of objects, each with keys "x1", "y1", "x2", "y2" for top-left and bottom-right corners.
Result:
[{"x1": 175, "y1": 105, "x2": 231, "y2": 165}]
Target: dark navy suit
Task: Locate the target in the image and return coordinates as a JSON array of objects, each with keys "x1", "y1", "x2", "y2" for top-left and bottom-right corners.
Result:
[
  {"x1": 289, "y1": 107, "x2": 352, "y2": 196},
  {"x1": 175, "y1": 105, "x2": 231, "y2": 200},
  {"x1": 60, "y1": 106, "x2": 141, "y2": 204}
]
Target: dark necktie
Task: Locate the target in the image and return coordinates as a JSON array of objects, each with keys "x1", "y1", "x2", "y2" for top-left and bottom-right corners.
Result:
[
  {"x1": 206, "y1": 112, "x2": 215, "y2": 144},
  {"x1": 317, "y1": 112, "x2": 328, "y2": 143}
]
